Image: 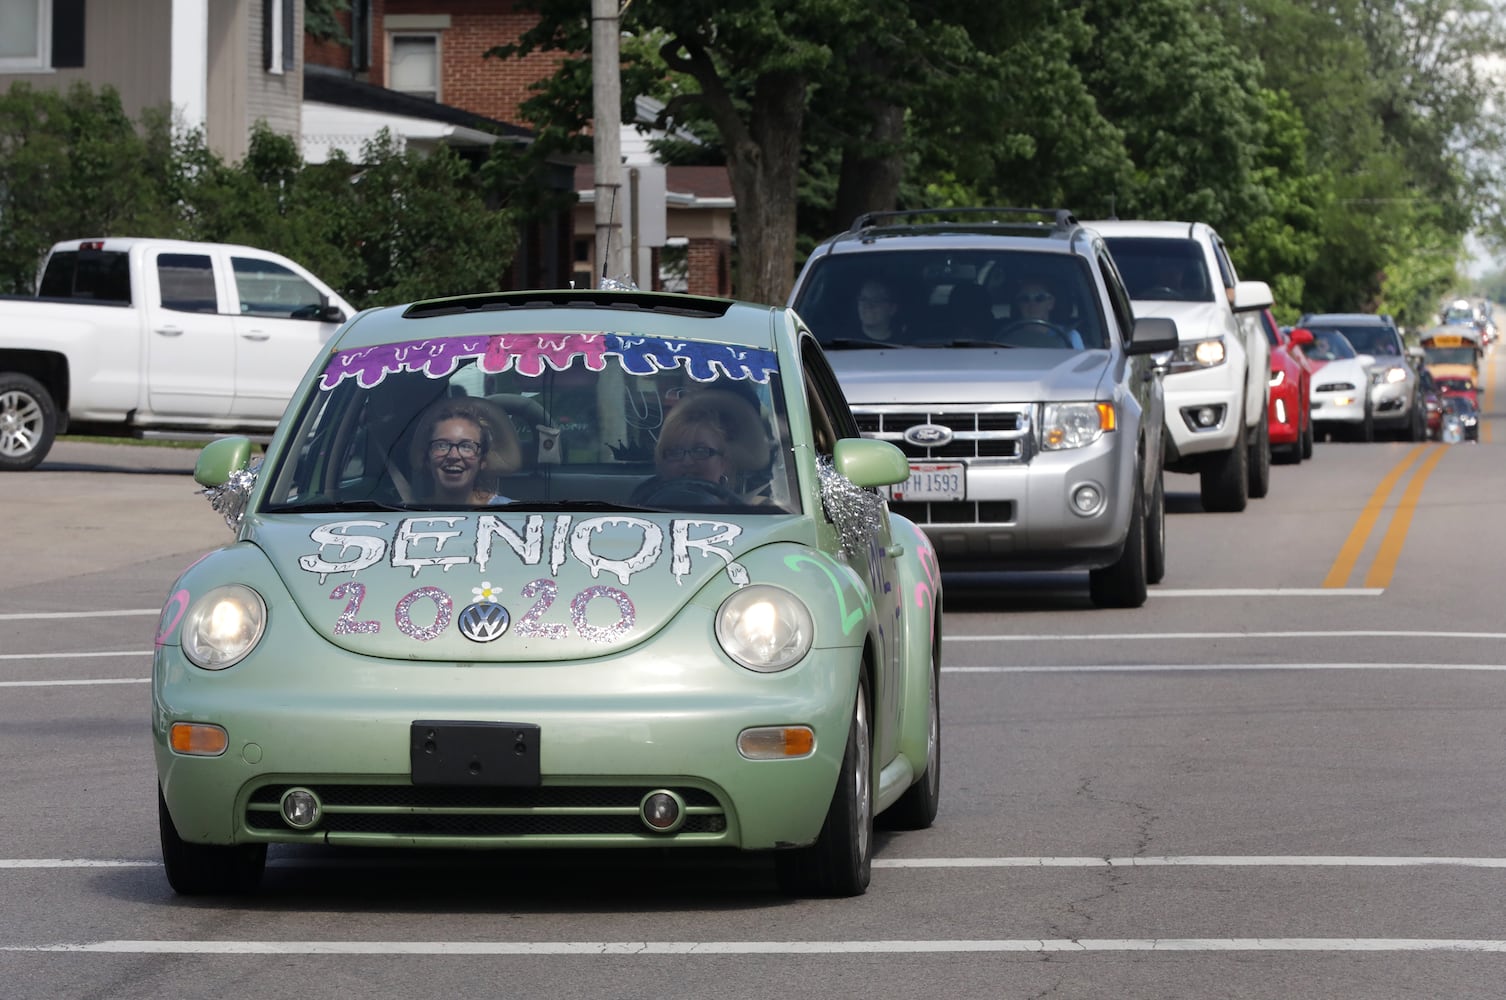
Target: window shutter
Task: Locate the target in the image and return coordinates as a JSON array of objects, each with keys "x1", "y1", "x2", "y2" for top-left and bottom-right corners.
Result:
[{"x1": 52, "y1": 0, "x2": 85, "y2": 68}]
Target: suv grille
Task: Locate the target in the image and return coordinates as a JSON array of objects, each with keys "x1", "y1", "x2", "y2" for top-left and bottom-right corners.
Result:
[{"x1": 853, "y1": 404, "x2": 1033, "y2": 461}]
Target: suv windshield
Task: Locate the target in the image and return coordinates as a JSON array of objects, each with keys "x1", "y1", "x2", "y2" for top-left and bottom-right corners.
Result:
[
  {"x1": 1100, "y1": 237, "x2": 1215, "y2": 302},
  {"x1": 790, "y1": 249, "x2": 1107, "y2": 350},
  {"x1": 262, "y1": 333, "x2": 798, "y2": 514}
]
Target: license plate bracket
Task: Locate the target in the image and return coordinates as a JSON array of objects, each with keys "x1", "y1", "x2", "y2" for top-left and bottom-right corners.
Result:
[
  {"x1": 410, "y1": 721, "x2": 541, "y2": 787},
  {"x1": 889, "y1": 461, "x2": 965, "y2": 502}
]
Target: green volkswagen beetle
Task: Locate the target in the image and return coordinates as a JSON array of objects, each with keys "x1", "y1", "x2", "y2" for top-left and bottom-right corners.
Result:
[{"x1": 154, "y1": 289, "x2": 942, "y2": 897}]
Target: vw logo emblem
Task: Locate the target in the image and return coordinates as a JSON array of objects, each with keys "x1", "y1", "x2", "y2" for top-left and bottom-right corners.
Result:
[
  {"x1": 904, "y1": 423, "x2": 953, "y2": 448},
  {"x1": 457, "y1": 602, "x2": 510, "y2": 643}
]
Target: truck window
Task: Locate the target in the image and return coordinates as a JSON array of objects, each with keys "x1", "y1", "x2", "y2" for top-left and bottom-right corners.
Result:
[
  {"x1": 38, "y1": 250, "x2": 132, "y2": 303},
  {"x1": 232, "y1": 257, "x2": 325, "y2": 319},
  {"x1": 157, "y1": 254, "x2": 219, "y2": 313}
]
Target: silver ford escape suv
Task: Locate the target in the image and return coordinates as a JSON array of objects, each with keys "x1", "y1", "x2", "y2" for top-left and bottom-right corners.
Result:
[{"x1": 788, "y1": 208, "x2": 1178, "y2": 608}]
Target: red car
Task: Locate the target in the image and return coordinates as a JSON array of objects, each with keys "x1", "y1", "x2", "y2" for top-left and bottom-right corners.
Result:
[
  {"x1": 1435, "y1": 374, "x2": 1479, "y2": 409},
  {"x1": 1261, "y1": 310, "x2": 1316, "y2": 463}
]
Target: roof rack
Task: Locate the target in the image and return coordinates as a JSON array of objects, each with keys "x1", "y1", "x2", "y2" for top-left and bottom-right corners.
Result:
[{"x1": 846, "y1": 207, "x2": 1078, "y2": 233}]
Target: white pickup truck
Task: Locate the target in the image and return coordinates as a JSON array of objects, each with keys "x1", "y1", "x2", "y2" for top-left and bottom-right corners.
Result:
[{"x1": 0, "y1": 237, "x2": 354, "y2": 470}]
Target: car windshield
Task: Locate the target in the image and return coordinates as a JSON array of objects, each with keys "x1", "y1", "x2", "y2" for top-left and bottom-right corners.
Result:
[
  {"x1": 1310, "y1": 324, "x2": 1399, "y2": 356},
  {"x1": 1303, "y1": 329, "x2": 1358, "y2": 361},
  {"x1": 790, "y1": 249, "x2": 1107, "y2": 350},
  {"x1": 262, "y1": 332, "x2": 799, "y2": 514},
  {"x1": 1100, "y1": 237, "x2": 1215, "y2": 303}
]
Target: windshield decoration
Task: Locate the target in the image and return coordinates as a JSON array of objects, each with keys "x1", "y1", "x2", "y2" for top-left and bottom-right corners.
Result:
[
  {"x1": 320, "y1": 333, "x2": 777, "y2": 390},
  {"x1": 200, "y1": 459, "x2": 261, "y2": 530},
  {"x1": 816, "y1": 455, "x2": 886, "y2": 558}
]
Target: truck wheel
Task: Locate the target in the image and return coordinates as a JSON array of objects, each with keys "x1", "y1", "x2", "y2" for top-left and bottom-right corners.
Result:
[
  {"x1": 776, "y1": 673, "x2": 873, "y2": 897},
  {"x1": 1145, "y1": 468, "x2": 1167, "y2": 585},
  {"x1": 0, "y1": 374, "x2": 57, "y2": 472},
  {"x1": 1089, "y1": 479, "x2": 1148, "y2": 608},
  {"x1": 1199, "y1": 417, "x2": 1248, "y2": 512},
  {"x1": 1248, "y1": 407, "x2": 1271, "y2": 499}
]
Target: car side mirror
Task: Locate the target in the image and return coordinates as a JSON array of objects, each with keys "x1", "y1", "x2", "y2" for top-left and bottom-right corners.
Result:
[
  {"x1": 1232, "y1": 280, "x2": 1274, "y2": 312},
  {"x1": 320, "y1": 294, "x2": 348, "y2": 324},
  {"x1": 1288, "y1": 327, "x2": 1315, "y2": 348},
  {"x1": 1127, "y1": 316, "x2": 1179, "y2": 355},
  {"x1": 194, "y1": 436, "x2": 254, "y2": 488},
  {"x1": 834, "y1": 437, "x2": 909, "y2": 488}
]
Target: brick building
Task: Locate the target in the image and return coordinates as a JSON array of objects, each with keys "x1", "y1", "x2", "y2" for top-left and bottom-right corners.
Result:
[{"x1": 305, "y1": 0, "x2": 735, "y2": 295}]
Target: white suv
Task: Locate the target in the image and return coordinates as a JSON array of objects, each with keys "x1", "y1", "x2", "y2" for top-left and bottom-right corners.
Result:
[{"x1": 1088, "y1": 220, "x2": 1274, "y2": 513}]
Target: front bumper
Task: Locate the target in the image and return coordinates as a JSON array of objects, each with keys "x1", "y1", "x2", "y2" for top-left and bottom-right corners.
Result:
[
  {"x1": 1369, "y1": 379, "x2": 1415, "y2": 425},
  {"x1": 1311, "y1": 388, "x2": 1367, "y2": 424},
  {"x1": 154, "y1": 629, "x2": 859, "y2": 853},
  {"x1": 889, "y1": 433, "x2": 1137, "y2": 570},
  {"x1": 1162, "y1": 367, "x2": 1243, "y2": 458}
]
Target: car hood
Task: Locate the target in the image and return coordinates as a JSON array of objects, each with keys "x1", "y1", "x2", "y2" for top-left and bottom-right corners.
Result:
[
  {"x1": 1127, "y1": 299, "x2": 1230, "y2": 341},
  {"x1": 828, "y1": 348, "x2": 1114, "y2": 404},
  {"x1": 247, "y1": 511, "x2": 804, "y2": 661},
  {"x1": 1310, "y1": 358, "x2": 1370, "y2": 384}
]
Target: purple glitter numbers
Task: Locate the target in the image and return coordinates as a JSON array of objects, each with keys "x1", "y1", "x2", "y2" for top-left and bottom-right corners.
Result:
[
  {"x1": 394, "y1": 586, "x2": 454, "y2": 641},
  {"x1": 329, "y1": 582, "x2": 381, "y2": 635},
  {"x1": 515, "y1": 579, "x2": 568, "y2": 639},
  {"x1": 571, "y1": 585, "x2": 636, "y2": 643}
]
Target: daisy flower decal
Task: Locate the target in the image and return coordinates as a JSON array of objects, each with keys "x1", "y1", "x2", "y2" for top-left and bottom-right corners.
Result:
[{"x1": 471, "y1": 581, "x2": 499, "y2": 604}]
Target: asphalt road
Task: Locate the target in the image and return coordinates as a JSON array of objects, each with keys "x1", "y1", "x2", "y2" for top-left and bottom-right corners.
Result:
[{"x1": 3, "y1": 361, "x2": 1505, "y2": 999}]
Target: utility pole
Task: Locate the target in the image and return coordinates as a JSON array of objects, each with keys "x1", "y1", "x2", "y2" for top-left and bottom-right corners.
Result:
[{"x1": 591, "y1": 0, "x2": 626, "y2": 285}]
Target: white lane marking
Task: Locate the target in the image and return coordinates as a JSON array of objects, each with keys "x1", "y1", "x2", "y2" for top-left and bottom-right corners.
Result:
[
  {"x1": 0, "y1": 678, "x2": 147, "y2": 687},
  {"x1": 943, "y1": 663, "x2": 1506, "y2": 673},
  {"x1": 0, "y1": 651, "x2": 150, "y2": 661},
  {"x1": 945, "y1": 631, "x2": 1506, "y2": 642},
  {"x1": 0, "y1": 610, "x2": 158, "y2": 621},
  {"x1": 4, "y1": 939, "x2": 1505, "y2": 954},
  {"x1": 10, "y1": 855, "x2": 1505, "y2": 871},
  {"x1": 1148, "y1": 589, "x2": 1384, "y2": 597},
  {"x1": 872, "y1": 856, "x2": 1506, "y2": 868}
]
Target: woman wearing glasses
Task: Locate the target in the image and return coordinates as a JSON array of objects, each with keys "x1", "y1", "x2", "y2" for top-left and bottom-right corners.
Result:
[
  {"x1": 630, "y1": 388, "x2": 771, "y2": 507},
  {"x1": 409, "y1": 397, "x2": 522, "y2": 505}
]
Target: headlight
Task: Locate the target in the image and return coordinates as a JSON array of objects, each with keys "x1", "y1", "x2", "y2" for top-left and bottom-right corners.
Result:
[
  {"x1": 715, "y1": 585, "x2": 814, "y2": 673},
  {"x1": 1168, "y1": 337, "x2": 1226, "y2": 373},
  {"x1": 182, "y1": 584, "x2": 266, "y2": 669},
  {"x1": 1041, "y1": 402, "x2": 1115, "y2": 450},
  {"x1": 1383, "y1": 366, "x2": 1408, "y2": 384}
]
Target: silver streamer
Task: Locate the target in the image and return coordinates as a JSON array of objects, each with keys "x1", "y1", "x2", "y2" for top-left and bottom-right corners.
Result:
[
  {"x1": 816, "y1": 455, "x2": 885, "y2": 558},
  {"x1": 201, "y1": 459, "x2": 261, "y2": 532},
  {"x1": 599, "y1": 275, "x2": 640, "y2": 291}
]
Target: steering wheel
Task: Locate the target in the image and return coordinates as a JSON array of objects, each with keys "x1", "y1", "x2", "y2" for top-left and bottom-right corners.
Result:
[
  {"x1": 998, "y1": 319, "x2": 1075, "y2": 348},
  {"x1": 631, "y1": 477, "x2": 745, "y2": 507}
]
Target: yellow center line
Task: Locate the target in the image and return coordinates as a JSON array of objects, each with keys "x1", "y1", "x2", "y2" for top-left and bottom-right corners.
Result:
[
  {"x1": 1322, "y1": 444, "x2": 1428, "y2": 588},
  {"x1": 1363, "y1": 444, "x2": 1450, "y2": 588}
]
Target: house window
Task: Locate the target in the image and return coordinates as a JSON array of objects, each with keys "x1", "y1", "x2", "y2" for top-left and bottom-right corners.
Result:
[
  {"x1": 264, "y1": 0, "x2": 294, "y2": 74},
  {"x1": 0, "y1": 0, "x2": 48, "y2": 69},
  {"x1": 389, "y1": 33, "x2": 439, "y2": 100}
]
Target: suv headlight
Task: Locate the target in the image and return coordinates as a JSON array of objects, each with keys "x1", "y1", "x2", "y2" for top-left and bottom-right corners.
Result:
[
  {"x1": 182, "y1": 584, "x2": 266, "y2": 669},
  {"x1": 1381, "y1": 365, "x2": 1408, "y2": 384},
  {"x1": 1167, "y1": 336, "x2": 1226, "y2": 373},
  {"x1": 1041, "y1": 402, "x2": 1116, "y2": 450},
  {"x1": 716, "y1": 585, "x2": 814, "y2": 672}
]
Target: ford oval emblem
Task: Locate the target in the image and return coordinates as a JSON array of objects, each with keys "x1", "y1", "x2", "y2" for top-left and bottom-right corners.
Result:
[{"x1": 904, "y1": 423, "x2": 954, "y2": 447}]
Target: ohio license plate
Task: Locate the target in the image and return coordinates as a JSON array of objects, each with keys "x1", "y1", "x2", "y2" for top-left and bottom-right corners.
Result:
[{"x1": 890, "y1": 462, "x2": 964, "y2": 502}]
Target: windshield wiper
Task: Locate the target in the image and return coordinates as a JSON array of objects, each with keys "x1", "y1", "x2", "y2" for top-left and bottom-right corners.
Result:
[
  {"x1": 821, "y1": 338, "x2": 913, "y2": 350},
  {"x1": 937, "y1": 339, "x2": 1017, "y2": 348}
]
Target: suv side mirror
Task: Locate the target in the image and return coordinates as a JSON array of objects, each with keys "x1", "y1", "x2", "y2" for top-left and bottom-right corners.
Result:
[
  {"x1": 1232, "y1": 280, "x2": 1274, "y2": 312},
  {"x1": 1127, "y1": 316, "x2": 1179, "y2": 355},
  {"x1": 320, "y1": 293, "x2": 348, "y2": 324}
]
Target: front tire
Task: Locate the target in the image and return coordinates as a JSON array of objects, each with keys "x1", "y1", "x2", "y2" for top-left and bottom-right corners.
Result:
[
  {"x1": 1248, "y1": 407, "x2": 1271, "y2": 499},
  {"x1": 1300, "y1": 406, "x2": 1315, "y2": 460},
  {"x1": 1199, "y1": 415, "x2": 1248, "y2": 512},
  {"x1": 1089, "y1": 479, "x2": 1148, "y2": 608},
  {"x1": 776, "y1": 674, "x2": 874, "y2": 897},
  {"x1": 159, "y1": 785, "x2": 266, "y2": 895},
  {"x1": 0, "y1": 373, "x2": 58, "y2": 471}
]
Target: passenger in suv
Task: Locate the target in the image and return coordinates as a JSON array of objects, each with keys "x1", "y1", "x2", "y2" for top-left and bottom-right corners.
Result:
[
  {"x1": 1296, "y1": 313, "x2": 1426, "y2": 441},
  {"x1": 1086, "y1": 220, "x2": 1275, "y2": 513},
  {"x1": 788, "y1": 208, "x2": 1179, "y2": 608}
]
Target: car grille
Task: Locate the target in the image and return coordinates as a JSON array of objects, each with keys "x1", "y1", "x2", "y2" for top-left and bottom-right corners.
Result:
[
  {"x1": 1315, "y1": 381, "x2": 1356, "y2": 392},
  {"x1": 244, "y1": 782, "x2": 728, "y2": 838},
  {"x1": 890, "y1": 501, "x2": 1015, "y2": 523},
  {"x1": 852, "y1": 404, "x2": 1032, "y2": 461}
]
